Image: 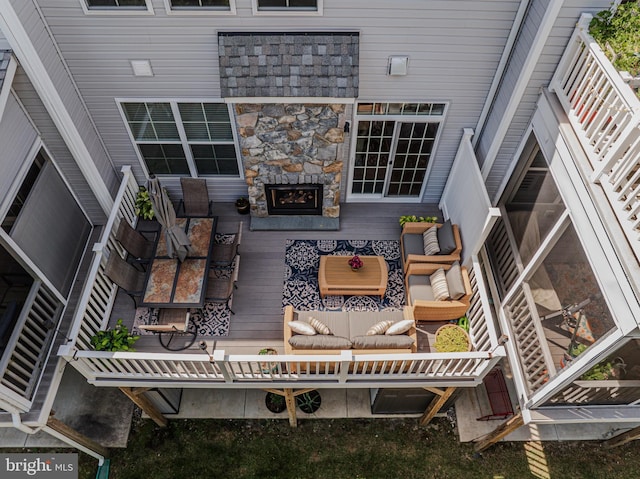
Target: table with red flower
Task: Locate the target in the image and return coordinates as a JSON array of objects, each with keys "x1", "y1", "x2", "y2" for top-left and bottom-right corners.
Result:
[{"x1": 318, "y1": 255, "x2": 388, "y2": 299}]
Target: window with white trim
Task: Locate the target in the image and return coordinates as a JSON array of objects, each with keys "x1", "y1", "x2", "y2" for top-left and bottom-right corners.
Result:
[
  {"x1": 121, "y1": 101, "x2": 240, "y2": 177},
  {"x1": 253, "y1": 0, "x2": 321, "y2": 14},
  {"x1": 85, "y1": 0, "x2": 149, "y2": 8},
  {"x1": 169, "y1": 0, "x2": 232, "y2": 10}
]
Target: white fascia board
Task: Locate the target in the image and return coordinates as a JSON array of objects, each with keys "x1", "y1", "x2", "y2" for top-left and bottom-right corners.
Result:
[
  {"x1": 528, "y1": 406, "x2": 640, "y2": 424},
  {"x1": 0, "y1": 1, "x2": 113, "y2": 215},
  {"x1": 0, "y1": 54, "x2": 17, "y2": 124}
]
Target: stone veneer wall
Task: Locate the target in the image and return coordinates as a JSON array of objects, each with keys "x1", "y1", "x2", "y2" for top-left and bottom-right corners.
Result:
[{"x1": 236, "y1": 103, "x2": 346, "y2": 218}]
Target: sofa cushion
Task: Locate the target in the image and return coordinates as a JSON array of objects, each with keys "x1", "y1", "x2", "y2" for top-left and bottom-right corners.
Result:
[
  {"x1": 352, "y1": 335, "x2": 415, "y2": 349},
  {"x1": 386, "y1": 319, "x2": 415, "y2": 335},
  {"x1": 437, "y1": 220, "x2": 456, "y2": 255},
  {"x1": 403, "y1": 233, "x2": 425, "y2": 262},
  {"x1": 307, "y1": 316, "x2": 332, "y2": 335},
  {"x1": 288, "y1": 335, "x2": 352, "y2": 350},
  {"x1": 430, "y1": 268, "x2": 450, "y2": 301},
  {"x1": 422, "y1": 227, "x2": 440, "y2": 255},
  {"x1": 288, "y1": 321, "x2": 316, "y2": 335},
  {"x1": 407, "y1": 274, "x2": 434, "y2": 302},
  {"x1": 298, "y1": 310, "x2": 350, "y2": 338},
  {"x1": 348, "y1": 310, "x2": 405, "y2": 337},
  {"x1": 366, "y1": 320, "x2": 396, "y2": 336},
  {"x1": 446, "y1": 261, "x2": 466, "y2": 300}
]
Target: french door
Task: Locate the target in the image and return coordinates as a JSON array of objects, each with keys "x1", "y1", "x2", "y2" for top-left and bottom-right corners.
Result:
[{"x1": 349, "y1": 102, "x2": 446, "y2": 200}]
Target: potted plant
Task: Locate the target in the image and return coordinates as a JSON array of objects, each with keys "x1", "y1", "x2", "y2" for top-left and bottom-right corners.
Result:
[
  {"x1": 258, "y1": 347, "x2": 279, "y2": 374},
  {"x1": 434, "y1": 324, "x2": 471, "y2": 352},
  {"x1": 296, "y1": 390, "x2": 321, "y2": 414},
  {"x1": 135, "y1": 186, "x2": 155, "y2": 220},
  {"x1": 399, "y1": 215, "x2": 438, "y2": 228},
  {"x1": 90, "y1": 319, "x2": 139, "y2": 352},
  {"x1": 265, "y1": 392, "x2": 287, "y2": 413},
  {"x1": 235, "y1": 197, "x2": 250, "y2": 215}
]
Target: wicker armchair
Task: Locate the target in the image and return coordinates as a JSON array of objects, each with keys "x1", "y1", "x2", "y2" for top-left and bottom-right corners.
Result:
[
  {"x1": 404, "y1": 262, "x2": 472, "y2": 321},
  {"x1": 179, "y1": 178, "x2": 213, "y2": 217},
  {"x1": 400, "y1": 222, "x2": 462, "y2": 271}
]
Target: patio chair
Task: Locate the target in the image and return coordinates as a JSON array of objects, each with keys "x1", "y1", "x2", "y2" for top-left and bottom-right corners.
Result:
[
  {"x1": 210, "y1": 221, "x2": 242, "y2": 270},
  {"x1": 400, "y1": 220, "x2": 462, "y2": 272},
  {"x1": 404, "y1": 261, "x2": 472, "y2": 321},
  {"x1": 115, "y1": 221, "x2": 155, "y2": 266},
  {"x1": 138, "y1": 308, "x2": 197, "y2": 351},
  {"x1": 103, "y1": 253, "x2": 146, "y2": 307},
  {"x1": 204, "y1": 255, "x2": 240, "y2": 314},
  {"x1": 179, "y1": 178, "x2": 213, "y2": 217}
]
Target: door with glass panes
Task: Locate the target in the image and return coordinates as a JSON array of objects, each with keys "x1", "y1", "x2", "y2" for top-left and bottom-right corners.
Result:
[{"x1": 350, "y1": 102, "x2": 445, "y2": 199}]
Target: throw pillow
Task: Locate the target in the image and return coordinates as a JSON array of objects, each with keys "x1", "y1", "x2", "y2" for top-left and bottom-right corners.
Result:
[
  {"x1": 307, "y1": 316, "x2": 332, "y2": 335},
  {"x1": 288, "y1": 321, "x2": 317, "y2": 336},
  {"x1": 366, "y1": 320, "x2": 396, "y2": 336},
  {"x1": 288, "y1": 335, "x2": 352, "y2": 350},
  {"x1": 352, "y1": 335, "x2": 415, "y2": 349},
  {"x1": 385, "y1": 319, "x2": 415, "y2": 335},
  {"x1": 445, "y1": 261, "x2": 466, "y2": 300},
  {"x1": 437, "y1": 220, "x2": 457, "y2": 255},
  {"x1": 430, "y1": 268, "x2": 450, "y2": 301},
  {"x1": 422, "y1": 226, "x2": 440, "y2": 256}
]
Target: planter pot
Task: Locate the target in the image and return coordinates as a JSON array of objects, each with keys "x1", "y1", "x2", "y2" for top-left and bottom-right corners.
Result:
[
  {"x1": 434, "y1": 324, "x2": 471, "y2": 353},
  {"x1": 235, "y1": 200, "x2": 250, "y2": 215},
  {"x1": 296, "y1": 390, "x2": 321, "y2": 414},
  {"x1": 258, "y1": 348, "x2": 279, "y2": 374},
  {"x1": 265, "y1": 392, "x2": 286, "y2": 414}
]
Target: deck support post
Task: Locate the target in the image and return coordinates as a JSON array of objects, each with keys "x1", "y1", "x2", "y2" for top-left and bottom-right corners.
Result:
[
  {"x1": 602, "y1": 425, "x2": 640, "y2": 449},
  {"x1": 419, "y1": 387, "x2": 456, "y2": 426},
  {"x1": 474, "y1": 412, "x2": 524, "y2": 452},
  {"x1": 284, "y1": 388, "x2": 297, "y2": 428},
  {"x1": 119, "y1": 387, "x2": 167, "y2": 427},
  {"x1": 47, "y1": 415, "x2": 109, "y2": 458}
]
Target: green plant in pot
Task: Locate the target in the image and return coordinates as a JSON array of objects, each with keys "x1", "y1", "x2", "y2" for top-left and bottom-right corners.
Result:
[
  {"x1": 91, "y1": 319, "x2": 139, "y2": 352},
  {"x1": 135, "y1": 186, "x2": 155, "y2": 220},
  {"x1": 296, "y1": 390, "x2": 321, "y2": 414},
  {"x1": 258, "y1": 347, "x2": 278, "y2": 373},
  {"x1": 399, "y1": 215, "x2": 438, "y2": 228},
  {"x1": 265, "y1": 392, "x2": 286, "y2": 413}
]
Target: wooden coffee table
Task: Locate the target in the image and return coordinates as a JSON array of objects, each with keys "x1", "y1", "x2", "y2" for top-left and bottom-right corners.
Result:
[{"x1": 318, "y1": 255, "x2": 388, "y2": 299}]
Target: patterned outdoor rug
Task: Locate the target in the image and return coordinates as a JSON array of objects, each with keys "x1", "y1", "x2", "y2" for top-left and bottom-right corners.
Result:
[
  {"x1": 282, "y1": 239, "x2": 405, "y2": 311},
  {"x1": 132, "y1": 233, "x2": 235, "y2": 337}
]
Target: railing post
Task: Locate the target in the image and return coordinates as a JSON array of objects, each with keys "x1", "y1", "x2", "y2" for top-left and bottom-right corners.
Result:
[
  {"x1": 339, "y1": 350, "x2": 352, "y2": 383},
  {"x1": 213, "y1": 350, "x2": 233, "y2": 383}
]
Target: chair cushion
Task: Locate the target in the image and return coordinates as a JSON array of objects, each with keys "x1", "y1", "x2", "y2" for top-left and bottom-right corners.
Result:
[
  {"x1": 348, "y1": 310, "x2": 405, "y2": 337},
  {"x1": 288, "y1": 321, "x2": 316, "y2": 336},
  {"x1": 422, "y1": 227, "x2": 440, "y2": 255},
  {"x1": 352, "y1": 335, "x2": 415, "y2": 349},
  {"x1": 407, "y1": 274, "x2": 435, "y2": 302},
  {"x1": 385, "y1": 319, "x2": 415, "y2": 335},
  {"x1": 446, "y1": 261, "x2": 466, "y2": 300},
  {"x1": 306, "y1": 316, "x2": 332, "y2": 335},
  {"x1": 288, "y1": 335, "x2": 352, "y2": 350},
  {"x1": 430, "y1": 268, "x2": 450, "y2": 301},
  {"x1": 403, "y1": 233, "x2": 426, "y2": 261},
  {"x1": 299, "y1": 311, "x2": 350, "y2": 338},
  {"x1": 437, "y1": 220, "x2": 457, "y2": 255},
  {"x1": 366, "y1": 320, "x2": 396, "y2": 336}
]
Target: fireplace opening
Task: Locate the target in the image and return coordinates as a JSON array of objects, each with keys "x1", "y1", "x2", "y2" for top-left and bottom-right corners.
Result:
[{"x1": 265, "y1": 184, "x2": 323, "y2": 216}]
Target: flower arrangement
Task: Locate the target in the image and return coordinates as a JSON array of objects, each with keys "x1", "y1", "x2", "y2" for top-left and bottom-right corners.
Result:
[{"x1": 348, "y1": 255, "x2": 364, "y2": 271}]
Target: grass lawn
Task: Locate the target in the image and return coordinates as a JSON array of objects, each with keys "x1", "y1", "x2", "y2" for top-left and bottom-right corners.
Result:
[{"x1": 74, "y1": 416, "x2": 640, "y2": 479}]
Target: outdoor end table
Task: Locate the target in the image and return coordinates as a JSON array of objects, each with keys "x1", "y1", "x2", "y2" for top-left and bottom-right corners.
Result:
[
  {"x1": 318, "y1": 255, "x2": 388, "y2": 299},
  {"x1": 141, "y1": 217, "x2": 217, "y2": 308}
]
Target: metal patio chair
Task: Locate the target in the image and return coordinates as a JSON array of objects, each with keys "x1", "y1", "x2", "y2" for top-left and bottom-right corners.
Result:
[
  {"x1": 204, "y1": 256, "x2": 240, "y2": 315},
  {"x1": 138, "y1": 308, "x2": 197, "y2": 351},
  {"x1": 103, "y1": 253, "x2": 146, "y2": 307},
  {"x1": 115, "y1": 221, "x2": 155, "y2": 266},
  {"x1": 210, "y1": 221, "x2": 242, "y2": 270},
  {"x1": 179, "y1": 178, "x2": 213, "y2": 217}
]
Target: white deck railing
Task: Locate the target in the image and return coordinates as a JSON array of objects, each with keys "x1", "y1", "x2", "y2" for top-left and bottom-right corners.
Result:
[{"x1": 550, "y1": 13, "x2": 640, "y2": 259}]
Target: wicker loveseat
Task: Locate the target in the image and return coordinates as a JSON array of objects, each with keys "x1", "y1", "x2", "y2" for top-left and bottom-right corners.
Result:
[{"x1": 283, "y1": 305, "x2": 417, "y2": 354}]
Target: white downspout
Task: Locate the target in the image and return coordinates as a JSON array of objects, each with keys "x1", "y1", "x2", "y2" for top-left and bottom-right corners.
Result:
[
  {"x1": 473, "y1": 0, "x2": 532, "y2": 148},
  {"x1": 480, "y1": 0, "x2": 565, "y2": 180}
]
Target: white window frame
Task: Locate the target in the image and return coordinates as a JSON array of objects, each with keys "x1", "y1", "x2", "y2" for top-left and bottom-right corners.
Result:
[
  {"x1": 80, "y1": 0, "x2": 154, "y2": 15},
  {"x1": 252, "y1": 0, "x2": 322, "y2": 16},
  {"x1": 116, "y1": 98, "x2": 242, "y2": 179},
  {"x1": 163, "y1": 0, "x2": 236, "y2": 15}
]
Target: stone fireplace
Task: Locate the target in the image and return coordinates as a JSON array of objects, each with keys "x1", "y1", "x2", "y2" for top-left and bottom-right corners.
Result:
[{"x1": 236, "y1": 103, "x2": 347, "y2": 230}]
